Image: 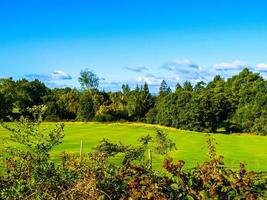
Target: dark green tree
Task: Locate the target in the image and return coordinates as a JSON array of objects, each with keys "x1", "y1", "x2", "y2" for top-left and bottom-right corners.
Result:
[
  {"x1": 16, "y1": 79, "x2": 48, "y2": 114},
  {"x1": 194, "y1": 81, "x2": 206, "y2": 91},
  {"x1": 78, "y1": 68, "x2": 99, "y2": 90},
  {"x1": 159, "y1": 80, "x2": 171, "y2": 97},
  {"x1": 175, "y1": 83, "x2": 182, "y2": 93},
  {"x1": 77, "y1": 90, "x2": 95, "y2": 121},
  {"x1": 183, "y1": 81, "x2": 193, "y2": 92},
  {"x1": 0, "y1": 78, "x2": 17, "y2": 119}
]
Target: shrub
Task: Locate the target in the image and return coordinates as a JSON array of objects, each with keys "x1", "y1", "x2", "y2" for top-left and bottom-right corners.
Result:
[
  {"x1": 94, "y1": 113, "x2": 115, "y2": 122},
  {"x1": 146, "y1": 107, "x2": 158, "y2": 124},
  {"x1": 0, "y1": 105, "x2": 65, "y2": 199}
]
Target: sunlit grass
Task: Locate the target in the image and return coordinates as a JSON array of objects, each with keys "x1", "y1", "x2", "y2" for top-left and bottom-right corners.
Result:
[{"x1": 1, "y1": 122, "x2": 267, "y2": 172}]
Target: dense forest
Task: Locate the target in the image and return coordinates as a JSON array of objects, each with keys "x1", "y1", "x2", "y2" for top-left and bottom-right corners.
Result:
[{"x1": 0, "y1": 68, "x2": 266, "y2": 135}]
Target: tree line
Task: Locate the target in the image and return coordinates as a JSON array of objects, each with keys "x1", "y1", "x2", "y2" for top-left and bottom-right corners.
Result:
[{"x1": 0, "y1": 68, "x2": 266, "y2": 135}]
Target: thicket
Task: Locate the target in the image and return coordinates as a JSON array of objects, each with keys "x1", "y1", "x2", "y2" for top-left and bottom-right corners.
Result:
[
  {"x1": 0, "y1": 68, "x2": 266, "y2": 135},
  {"x1": 0, "y1": 107, "x2": 266, "y2": 199}
]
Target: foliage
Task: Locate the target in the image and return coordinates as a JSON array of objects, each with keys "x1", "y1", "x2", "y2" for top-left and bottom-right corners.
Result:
[
  {"x1": 230, "y1": 79, "x2": 267, "y2": 135},
  {"x1": 43, "y1": 88, "x2": 80, "y2": 120},
  {"x1": 153, "y1": 129, "x2": 176, "y2": 155},
  {"x1": 78, "y1": 68, "x2": 99, "y2": 90},
  {"x1": 95, "y1": 129, "x2": 176, "y2": 166},
  {"x1": 15, "y1": 79, "x2": 48, "y2": 114},
  {"x1": 0, "y1": 78, "x2": 17, "y2": 119},
  {"x1": 77, "y1": 90, "x2": 95, "y2": 121},
  {"x1": 0, "y1": 105, "x2": 65, "y2": 199},
  {"x1": 0, "y1": 68, "x2": 267, "y2": 135},
  {"x1": 163, "y1": 136, "x2": 267, "y2": 199},
  {"x1": 125, "y1": 84, "x2": 155, "y2": 121},
  {"x1": 1, "y1": 114, "x2": 266, "y2": 199},
  {"x1": 163, "y1": 157, "x2": 267, "y2": 199},
  {"x1": 159, "y1": 80, "x2": 171, "y2": 97}
]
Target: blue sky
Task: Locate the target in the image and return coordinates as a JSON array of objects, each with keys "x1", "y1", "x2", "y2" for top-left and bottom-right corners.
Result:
[{"x1": 1, "y1": 0, "x2": 267, "y2": 92}]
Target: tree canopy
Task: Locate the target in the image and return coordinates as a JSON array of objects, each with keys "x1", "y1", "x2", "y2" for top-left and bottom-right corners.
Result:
[
  {"x1": 0, "y1": 68, "x2": 266, "y2": 135},
  {"x1": 78, "y1": 68, "x2": 99, "y2": 90}
]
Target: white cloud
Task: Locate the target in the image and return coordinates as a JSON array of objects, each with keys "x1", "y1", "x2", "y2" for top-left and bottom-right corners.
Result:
[
  {"x1": 25, "y1": 70, "x2": 72, "y2": 83},
  {"x1": 136, "y1": 75, "x2": 162, "y2": 86},
  {"x1": 45, "y1": 82, "x2": 70, "y2": 88},
  {"x1": 123, "y1": 65, "x2": 148, "y2": 72},
  {"x1": 162, "y1": 59, "x2": 199, "y2": 72},
  {"x1": 255, "y1": 63, "x2": 267, "y2": 72},
  {"x1": 213, "y1": 60, "x2": 248, "y2": 70},
  {"x1": 136, "y1": 74, "x2": 180, "y2": 87},
  {"x1": 51, "y1": 70, "x2": 72, "y2": 80},
  {"x1": 161, "y1": 59, "x2": 216, "y2": 83},
  {"x1": 101, "y1": 80, "x2": 122, "y2": 86}
]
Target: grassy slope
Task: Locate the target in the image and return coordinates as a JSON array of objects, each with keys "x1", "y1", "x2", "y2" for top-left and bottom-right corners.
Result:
[{"x1": 0, "y1": 122, "x2": 267, "y2": 172}]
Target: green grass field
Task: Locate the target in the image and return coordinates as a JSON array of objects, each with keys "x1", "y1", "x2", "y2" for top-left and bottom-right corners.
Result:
[{"x1": 1, "y1": 122, "x2": 267, "y2": 172}]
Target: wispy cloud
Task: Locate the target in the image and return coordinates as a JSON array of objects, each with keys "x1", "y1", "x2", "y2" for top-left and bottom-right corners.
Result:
[
  {"x1": 123, "y1": 65, "x2": 148, "y2": 72},
  {"x1": 25, "y1": 74, "x2": 51, "y2": 81},
  {"x1": 161, "y1": 59, "x2": 199, "y2": 72},
  {"x1": 136, "y1": 74, "x2": 163, "y2": 86},
  {"x1": 213, "y1": 60, "x2": 248, "y2": 71},
  {"x1": 51, "y1": 70, "x2": 72, "y2": 80},
  {"x1": 25, "y1": 70, "x2": 72, "y2": 81},
  {"x1": 161, "y1": 59, "x2": 213, "y2": 83},
  {"x1": 100, "y1": 80, "x2": 125, "y2": 91},
  {"x1": 255, "y1": 63, "x2": 267, "y2": 72},
  {"x1": 136, "y1": 73, "x2": 180, "y2": 88},
  {"x1": 45, "y1": 82, "x2": 71, "y2": 88},
  {"x1": 101, "y1": 80, "x2": 123, "y2": 86}
]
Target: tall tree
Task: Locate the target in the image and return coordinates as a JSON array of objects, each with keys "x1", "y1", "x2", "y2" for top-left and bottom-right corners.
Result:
[
  {"x1": 141, "y1": 83, "x2": 154, "y2": 115},
  {"x1": 194, "y1": 81, "x2": 206, "y2": 91},
  {"x1": 16, "y1": 79, "x2": 48, "y2": 114},
  {"x1": 78, "y1": 69, "x2": 99, "y2": 90},
  {"x1": 183, "y1": 81, "x2": 193, "y2": 92},
  {"x1": 77, "y1": 90, "x2": 95, "y2": 121},
  {"x1": 0, "y1": 78, "x2": 17, "y2": 118},
  {"x1": 175, "y1": 83, "x2": 182, "y2": 93},
  {"x1": 159, "y1": 80, "x2": 171, "y2": 97}
]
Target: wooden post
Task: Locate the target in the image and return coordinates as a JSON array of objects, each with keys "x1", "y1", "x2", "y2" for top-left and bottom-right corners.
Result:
[{"x1": 80, "y1": 140, "x2": 83, "y2": 162}]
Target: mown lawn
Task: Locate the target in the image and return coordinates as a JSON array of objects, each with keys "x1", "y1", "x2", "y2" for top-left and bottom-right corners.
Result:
[{"x1": 1, "y1": 122, "x2": 267, "y2": 172}]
